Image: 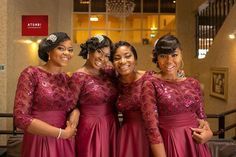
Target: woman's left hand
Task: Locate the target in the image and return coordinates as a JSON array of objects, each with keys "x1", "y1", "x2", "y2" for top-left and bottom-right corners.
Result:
[{"x1": 68, "y1": 108, "x2": 80, "y2": 128}]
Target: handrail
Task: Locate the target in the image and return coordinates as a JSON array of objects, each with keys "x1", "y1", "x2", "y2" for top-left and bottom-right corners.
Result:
[
  {"x1": 207, "y1": 109, "x2": 236, "y2": 118},
  {"x1": 0, "y1": 113, "x2": 13, "y2": 117},
  {"x1": 0, "y1": 113, "x2": 23, "y2": 135},
  {"x1": 207, "y1": 109, "x2": 236, "y2": 139},
  {"x1": 1, "y1": 109, "x2": 236, "y2": 139}
]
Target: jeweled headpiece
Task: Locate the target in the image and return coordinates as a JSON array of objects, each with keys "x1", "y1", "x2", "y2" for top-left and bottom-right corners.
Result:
[
  {"x1": 94, "y1": 35, "x2": 104, "y2": 43},
  {"x1": 46, "y1": 34, "x2": 57, "y2": 43}
]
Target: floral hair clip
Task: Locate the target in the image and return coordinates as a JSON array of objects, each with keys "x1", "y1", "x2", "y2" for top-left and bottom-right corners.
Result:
[
  {"x1": 94, "y1": 35, "x2": 104, "y2": 43},
  {"x1": 46, "y1": 34, "x2": 57, "y2": 43}
]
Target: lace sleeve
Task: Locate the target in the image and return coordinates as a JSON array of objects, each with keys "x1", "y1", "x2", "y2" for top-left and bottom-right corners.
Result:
[
  {"x1": 141, "y1": 79, "x2": 163, "y2": 144},
  {"x1": 194, "y1": 79, "x2": 207, "y2": 119},
  {"x1": 69, "y1": 73, "x2": 86, "y2": 106},
  {"x1": 13, "y1": 68, "x2": 36, "y2": 130}
]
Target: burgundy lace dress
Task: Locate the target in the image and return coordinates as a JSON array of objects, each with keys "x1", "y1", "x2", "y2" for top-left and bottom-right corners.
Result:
[
  {"x1": 142, "y1": 77, "x2": 212, "y2": 157},
  {"x1": 13, "y1": 66, "x2": 75, "y2": 157},
  {"x1": 69, "y1": 70, "x2": 118, "y2": 157},
  {"x1": 117, "y1": 71, "x2": 163, "y2": 157}
]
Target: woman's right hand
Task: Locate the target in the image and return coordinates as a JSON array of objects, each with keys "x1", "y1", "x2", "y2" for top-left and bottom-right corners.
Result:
[
  {"x1": 191, "y1": 119, "x2": 213, "y2": 144},
  {"x1": 61, "y1": 121, "x2": 77, "y2": 139}
]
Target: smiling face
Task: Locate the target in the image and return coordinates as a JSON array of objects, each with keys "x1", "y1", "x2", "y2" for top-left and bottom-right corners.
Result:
[
  {"x1": 87, "y1": 46, "x2": 111, "y2": 70},
  {"x1": 112, "y1": 46, "x2": 136, "y2": 76},
  {"x1": 48, "y1": 40, "x2": 73, "y2": 67},
  {"x1": 157, "y1": 48, "x2": 182, "y2": 76}
]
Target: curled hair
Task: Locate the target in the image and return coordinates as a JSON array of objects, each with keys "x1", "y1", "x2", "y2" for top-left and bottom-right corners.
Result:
[
  {"x1": 152, "y1": 34, "x2": 182, "y2": 63},
  {"x1": 38, "y1": 32, "x2": 71, "y2": 62},
  {"x1": 79, "y1": 35, "x2": 113, "y2": 59},
  {"x1": 110, "y1": 41, "x2": 137, "y2": 62}
]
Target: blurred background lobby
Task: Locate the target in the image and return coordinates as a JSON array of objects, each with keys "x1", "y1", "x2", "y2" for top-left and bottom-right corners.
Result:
[{"x1": 1, "y1": 0, "x2": 236, "y2": 156}]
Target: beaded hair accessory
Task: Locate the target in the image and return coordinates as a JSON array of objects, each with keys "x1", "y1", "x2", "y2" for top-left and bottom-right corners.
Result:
[
  {"x1": 94, "y1": 35, "x2": 104, "y2": 43},
  {"x1": 46, "y1": 34, "x2": 57, "y2": 43}
]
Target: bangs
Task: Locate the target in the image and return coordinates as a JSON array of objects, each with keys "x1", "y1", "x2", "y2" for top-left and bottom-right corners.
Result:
[
  {"x1": 156, "y1": 46, "x2": 176, "y2": 55},
  {"x1": 155, "y1": 38, "x2": 180, "y2": 56}
]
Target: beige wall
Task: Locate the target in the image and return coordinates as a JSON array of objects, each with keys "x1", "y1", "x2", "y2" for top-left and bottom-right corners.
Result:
[
  {"x1": 0, "y1": 0, "x2": 7, "y2": 113},
  {"x1": 177, "y1": 0, "x2": 236, "y2": 137},
  {"x1": 0, "y1": 0, "x2": 8, "y2": 146}
]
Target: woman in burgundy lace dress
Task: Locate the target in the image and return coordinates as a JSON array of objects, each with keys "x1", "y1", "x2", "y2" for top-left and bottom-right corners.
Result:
[
  {"x1": 110, "y1": 41, "x2": 166, "y2": 157},
  {"x1": 13, "y1": 32, "x2": 79, "y2": 157},
  {"x1": 69, "y1": 35, "x2": 119, "y2": 157},
  {"x1": 141, "y1": 34, "x2": 212, "y2": 157}
]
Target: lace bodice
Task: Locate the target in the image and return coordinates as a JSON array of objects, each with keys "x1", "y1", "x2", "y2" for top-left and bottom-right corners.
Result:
[
  {"x1": 141, "y1": 76, "x2": 207, "y2": 144},
  {"x1": 117, "y1": 71, "x2": 154, "y2": 112},
  {"x1": 13, "y1": 66, "x2": 75, "y2": 130},
  {"x1": 117, "y1": 71, "x2": 163, "y2": 144},
  {"x1": 153, "y1": 77, "x2": 206, "y2": 117},
  {"x1": 69, "y1": 70, "x2": 118, "y2": 115}
]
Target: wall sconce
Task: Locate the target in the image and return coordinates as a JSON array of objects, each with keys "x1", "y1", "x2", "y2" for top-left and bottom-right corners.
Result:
[
  {"x1": 228, "y1": 30, "x2": 236, "y2": 39},
  {"x1": 150, "y1": 33, "x2": 156, "y2": 38},
  {"x1": 150, "y1": 27, "x2": 157, "y2": 31}
]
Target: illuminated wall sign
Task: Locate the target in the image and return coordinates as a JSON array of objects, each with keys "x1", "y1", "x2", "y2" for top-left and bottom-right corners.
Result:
[{"x1": 22, "y1": 15, "x2": 48, "y2": 36}]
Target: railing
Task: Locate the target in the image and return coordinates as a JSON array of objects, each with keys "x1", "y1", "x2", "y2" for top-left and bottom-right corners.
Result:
[
  {"x1": 207, "y1": 109, "x2": 236, "y2": 139},
  {"x1": 196, "y1": 0, "x2": 235, "y2": 56},
  {"x1": 0, "y1": 113, "x2": 23, "y2": 135},
  {"x1": 1, "y1": 109, "x2": 236, "y2": 139}
]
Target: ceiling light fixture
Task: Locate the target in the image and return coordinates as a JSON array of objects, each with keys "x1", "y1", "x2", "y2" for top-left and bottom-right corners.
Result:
[{"x1": 106, "y1": 0, "x2": 135, "y2": 18}]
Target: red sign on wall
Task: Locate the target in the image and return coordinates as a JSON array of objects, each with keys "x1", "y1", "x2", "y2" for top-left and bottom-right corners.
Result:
[{"x1": 22, "y1": 15, "x2": 48, "y2": 36}]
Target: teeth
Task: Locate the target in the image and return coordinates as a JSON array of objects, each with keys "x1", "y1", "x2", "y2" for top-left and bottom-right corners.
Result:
[
  {"x1": 119, "y1": 65, "x2": 130, "y2": 71},
  {"x1": 62, "y1": 57, "x2": 69, "y2": 61},
  {"x1": 95, "y1": 61, "x2": 102, "y2": 67},
  {"x1": 166, "y1": 66, "x2": 174, "y2": 69}
]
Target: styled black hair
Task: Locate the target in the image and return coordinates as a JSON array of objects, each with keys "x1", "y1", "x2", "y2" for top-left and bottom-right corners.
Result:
[
  {"x1": 110, "y1": 41, "x2": 137, "y2": 62},
  {"x1": 38, "y1": 32, "x2": 71, "y2": 62},
  {"x1": 79, "y1": 35, "x2": 113, "y2": 59},
  {"x1": 152, "y1": 34, "x2": 182, "y2": 63}
]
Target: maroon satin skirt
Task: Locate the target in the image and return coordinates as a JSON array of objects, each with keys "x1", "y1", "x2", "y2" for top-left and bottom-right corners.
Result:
[
  {"x1": 117, "y1": 111, "x2": 151, "y2": 157},
  {"x1": 21, "y1": 111, "x2": 75, "y2": 157},
  {"x1": 159, "y1": 112, "x2": 212, "y2": 157}
]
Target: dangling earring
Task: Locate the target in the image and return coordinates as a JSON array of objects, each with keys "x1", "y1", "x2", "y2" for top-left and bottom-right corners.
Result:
[{"x1": 177, "y1": 60, "x2": 185, "y2": 78}]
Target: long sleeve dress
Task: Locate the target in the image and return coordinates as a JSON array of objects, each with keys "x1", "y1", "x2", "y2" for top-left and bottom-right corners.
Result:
[
  {"x1": 116, "y1": 71, "x2": 163, "y2": 157},
  {"x1": 13, "y1": 66, "x2": 75, "y2": 157},
  {"x1": 69, "y1": 70, "x2": 119, "y2": 157},
  {"x1": 141, "y1": 77, "x2": 212, "y2": 157}
]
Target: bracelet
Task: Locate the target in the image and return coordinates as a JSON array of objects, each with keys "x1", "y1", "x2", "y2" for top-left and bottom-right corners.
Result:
[{"x1": 57, "y1": 128, "x2": 62, "y2": 139}]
